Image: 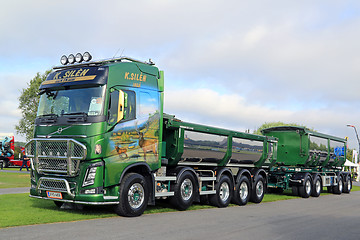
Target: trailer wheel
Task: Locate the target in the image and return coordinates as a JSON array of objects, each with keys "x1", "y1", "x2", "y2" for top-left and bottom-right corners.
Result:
[
  {"x1": 250, "y1": 175, "x2": 265, "y2": 203},
  {"x1": 311, "y1": 175, "x2": 322, "y2": 197},
  {"x1": 333, "y1": 175, "x2": 343, "y2": 195},
  {"x1": 114, "y1": 173, "x2": 149, "y2": 217},
  {"x1": 232, "y1": 175, "x2": 250, "y2": 206},
  {"x1": 209, "y1": 174, "x2": 233, "y2": 208},
  {"x1": 298, "y1": 175, "x2": 312, "y2": 198},
  {"x1": 343, "y1": 175, "x2": 352, "y2": 194},
  {"x1": 170, "y1": 171, "x2": 196, "y2": 210}
]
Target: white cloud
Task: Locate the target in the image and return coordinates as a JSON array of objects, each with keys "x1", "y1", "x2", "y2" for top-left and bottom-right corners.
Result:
[{"x1": 1, "y1": 0, "x2": 360, "y2": 149}]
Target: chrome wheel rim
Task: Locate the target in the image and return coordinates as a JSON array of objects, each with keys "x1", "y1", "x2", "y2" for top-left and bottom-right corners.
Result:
[
  {"x1": 339, "y1": 178, "x2": 343, "y2": 192},
  {"x1": 256, "y1": 180, "x2": 264, "y2": 198},
  {"x1": 128, "y1": 183, "x2": 144, "y2": 209},
  {"x1": 347, "y1": 177, "x2": 351, "y2": 191},
  {"x1": 181, "y1": 179, "x2": 193, "y2": 201},
  {"x1": 305, "y1": 179, "x2": 311, "y2": 195},
  {"x1": 315, "y1": 179, "x2": 321, "y2": 194},
  {"x1": 220, "y1": 182, "x2": 230, "y2": 202},
  {"x1": 240, "y1": 181, "x2": 249, "y2": 201}
]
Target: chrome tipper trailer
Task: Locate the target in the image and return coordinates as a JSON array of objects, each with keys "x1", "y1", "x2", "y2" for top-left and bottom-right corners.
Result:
[{"x1": 25, "y1": 53, "x2": 277, "y2": 217}]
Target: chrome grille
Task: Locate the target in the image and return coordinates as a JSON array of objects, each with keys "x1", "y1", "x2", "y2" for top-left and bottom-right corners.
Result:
[
  {"x1": 38, "y1": 158, "x2": 79, "y2": 173},
  {"x1": 25, "y1": 138, "x2": 86, "y2": 176},
  {"x1": 39, "y1": 178, "x2": 67, "y2": 192}
]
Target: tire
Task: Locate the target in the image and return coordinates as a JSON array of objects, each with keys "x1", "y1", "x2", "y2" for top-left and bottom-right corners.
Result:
[
  {"x1": 333, "y1": 175, "x2": 343, "y2": 195},
  {"x1": 170, "y1": 171, "x2": 196, "y2": 210},
  {"x1": 343, "y1": 174, "x2": 352, "y2": 194},
  {"x1": 250, "y1": 175, "x2": 265, "y2": 203},
  {"x1": 232, "y1": 175, "x2": 250, "y2": 206},
  {"x1": 209, "y1": 175, "x2": 233, "y2": 208},
  {"x1": 114, "y1": 173, "x2": 149, "y2": 217},
  {"x1": 292, "y1": 186, "x2": 299, "y2": 196},
  {"x1": 327, "y1": 186, "x2": 333, "y2": 193},
  {"x1": 298, "y1": 174, "x2": 312, "y2": 198},
  {"x1": 54, "y1": 201, "x2": 63, "y2": 208},
  {"x1": 311, "y1": 175, "x2": 322, "y2": 197}
]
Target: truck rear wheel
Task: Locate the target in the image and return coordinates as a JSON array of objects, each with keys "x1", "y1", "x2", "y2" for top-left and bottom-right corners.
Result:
[
  {"x1": 232, "y1": 175, "x2": 250, "y2": 206},
  {"x1": 250, "y1": 175, "x2": 265, "y2": 203},
  {"x1": 114, "y1": 173, "x2": 149, "y2": 217},
  {"x1": 209, "y1": 175, "x2": 233, "y2": 208},
  {"x1": 170, "y1": 171, "x2": 196, "y2": 210},
  {"x1": 298, "y1": 174, "x2": 312, "y2": 198},
  {"x1": 311, "y1": 175, "x2": 321, "y2": 197},
  {"x1": 333, "y1": 175, "x2": 343, "y2": 195},
  {"x1": 343, "y1": 175, "x2": 352, "y2": 194}
]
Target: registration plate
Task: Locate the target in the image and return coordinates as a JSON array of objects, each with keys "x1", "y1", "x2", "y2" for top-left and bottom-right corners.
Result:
[{"x1": 46, "y1": 191, "x2": 63, "y2": 199}]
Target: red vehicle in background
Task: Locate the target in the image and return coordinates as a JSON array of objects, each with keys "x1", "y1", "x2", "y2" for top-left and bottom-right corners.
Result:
[
  {"x1": 9, "y1": 147, "x2": 30, "y2": 167},
  {"x1": 0, "y1": 134, "x2": 17, "y2": 168}
]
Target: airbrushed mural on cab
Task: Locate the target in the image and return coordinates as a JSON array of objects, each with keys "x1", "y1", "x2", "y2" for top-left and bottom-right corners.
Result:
[{"x1": 109, "y1": 89, "x2": 160, "y2": 164}]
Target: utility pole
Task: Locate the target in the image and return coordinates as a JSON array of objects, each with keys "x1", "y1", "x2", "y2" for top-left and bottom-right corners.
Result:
[{"x1": 347, "y1": 124, "x2": 360, "y2": 164}]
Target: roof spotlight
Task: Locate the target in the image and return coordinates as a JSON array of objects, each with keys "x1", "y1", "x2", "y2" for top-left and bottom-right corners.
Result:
[
  {"x1": 75, "y1": 53, "x2": 83, "y2": 63},
  {"x1": 60, "y1": 55, "x2": 68, "y2": 65},
  {"x1": 68, "y1": 54, "x2": 75, "y2": 64},
  {"x1": 83, "y1": 52, "x2": 92, "y2": 62}
]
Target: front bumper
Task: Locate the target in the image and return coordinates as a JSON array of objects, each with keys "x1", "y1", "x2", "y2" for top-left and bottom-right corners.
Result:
[{"x1": 29, "y1": 194, "x2": 119, "y2": 205}]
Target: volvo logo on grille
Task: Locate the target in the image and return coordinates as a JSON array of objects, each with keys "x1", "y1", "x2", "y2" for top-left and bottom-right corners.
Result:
[{"x1": 46, "y1": 126, "x2": 72, "y2": 138}]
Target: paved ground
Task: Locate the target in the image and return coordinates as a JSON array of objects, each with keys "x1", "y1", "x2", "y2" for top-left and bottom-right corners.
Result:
[
  {"x1": 1, "y1": 191, "x2": 359, "y2": 240},
  {"x1": 0, "y1": 187, "x2": 29, "y2": 195}
]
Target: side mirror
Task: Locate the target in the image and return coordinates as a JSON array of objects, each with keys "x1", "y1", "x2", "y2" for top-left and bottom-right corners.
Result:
[
  {"x1": 117, "y1": 90, "x2": 125, "y2": 121},
  {"x1": 108, "y1": 89, "x2": 127, "y2": 125}
]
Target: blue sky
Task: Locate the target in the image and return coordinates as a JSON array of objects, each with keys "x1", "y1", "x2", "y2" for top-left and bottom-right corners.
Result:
[{"x1": 1, "y1": 0, "x2": 360, "y2": 151}]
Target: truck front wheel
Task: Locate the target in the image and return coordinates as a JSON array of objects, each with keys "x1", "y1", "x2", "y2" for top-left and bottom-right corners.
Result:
[
  {"x1": 114, "y1": 173, "x2": 149, "y2": 217},
  {"x1": 170, "y1": 171, "x2": 196, "y2": 210}
]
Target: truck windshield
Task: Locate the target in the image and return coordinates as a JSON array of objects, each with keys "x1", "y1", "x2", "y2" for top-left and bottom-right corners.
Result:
[{"x1": 37, "y1": 85, "x2": 106, "y2": 117}]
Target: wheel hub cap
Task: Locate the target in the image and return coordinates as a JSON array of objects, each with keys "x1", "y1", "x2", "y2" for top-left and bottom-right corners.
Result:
[{"x1": 128, "y1": 183, "x2": 144, "y2": 209}]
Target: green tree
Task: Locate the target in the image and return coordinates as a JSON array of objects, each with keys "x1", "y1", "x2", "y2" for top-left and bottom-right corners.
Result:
[
  {"x1": 15, "y1": 70, "x2": 51, "y2": 140},
  {"x1": 253, "y1": 121, "x2": 308, "y2": 135}
]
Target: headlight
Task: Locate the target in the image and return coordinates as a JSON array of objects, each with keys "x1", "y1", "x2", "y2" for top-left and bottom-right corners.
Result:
[{"x1": 82, "y1": 167, "x2": 97, "y2": 187}]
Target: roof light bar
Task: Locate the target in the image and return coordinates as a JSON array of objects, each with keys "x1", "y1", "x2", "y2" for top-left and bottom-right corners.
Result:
[{"x1": 60, "y1": 52, "x2": 93, "y2": 65}]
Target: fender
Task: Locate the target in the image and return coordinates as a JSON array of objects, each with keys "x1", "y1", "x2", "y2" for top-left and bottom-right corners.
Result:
[
  {"x1": 250, "y1": 168, "x2": 267, "y2": 189},
  {"x1": 235, "y1": 169, "x2": 252, "y2": 183},
  {"x1": 118, "y1": 162, "x2": 155, "y2": 205},
  {"x1": 215, "y1": 167, "x2": 234, "y2": 183},
  {"x1": 168, "y1": 166, "x2": 200, "y2": 202}
]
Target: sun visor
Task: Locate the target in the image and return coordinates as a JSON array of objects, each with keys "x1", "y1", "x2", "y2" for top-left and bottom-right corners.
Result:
[{"x1": 40, "y1": 66, "x2": 108, "y2": 90}]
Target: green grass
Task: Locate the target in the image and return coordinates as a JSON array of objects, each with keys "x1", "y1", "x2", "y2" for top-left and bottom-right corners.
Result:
[
  {"x1": 1, "y1": 172, "x2": 359, "y2": 228},
  {"x1": 0, "y1": 172, "x2": 30, "y2": 188}
]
